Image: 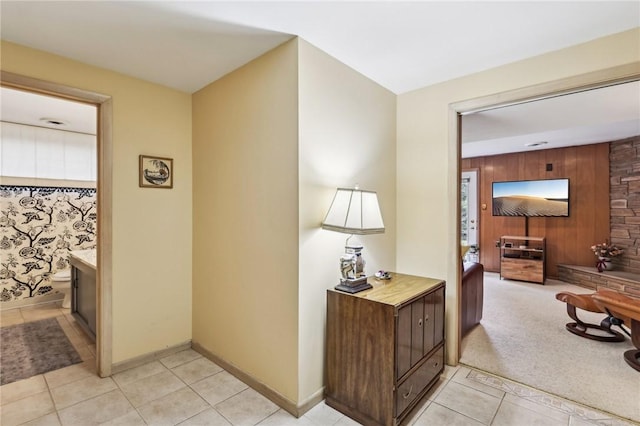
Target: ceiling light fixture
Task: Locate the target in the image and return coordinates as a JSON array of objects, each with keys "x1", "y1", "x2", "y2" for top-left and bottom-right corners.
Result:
[
  {"x1": 525, "y1": 141, "x2": 548, "y2": 147},
  {"x1": 39, "y1": 117, "x2": 68, "y2": 126}
]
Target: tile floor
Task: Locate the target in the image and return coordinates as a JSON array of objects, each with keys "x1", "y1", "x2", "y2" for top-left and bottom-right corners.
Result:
[{"x1": 1, "y1": 302, "x2": 637, "y2": 426}]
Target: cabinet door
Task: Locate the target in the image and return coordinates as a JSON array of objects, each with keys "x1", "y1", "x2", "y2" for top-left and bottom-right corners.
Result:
[
  {"x1": 397, "y1": 288, "x2": 445, "y2": 379},
  {"x1": 397, "y1": 303, "x2": 412, "y2": 378},
  {"x1": 72, "y1": 265, "x2": 96, "y2": 339},
  {"x1": 410, "y1": 298, "x2": 424, "y2": 366},
  {"x1": 422, "y1": 293, "x2": 436, "y2": 354},
  {"x1": 433, "y1": 287, "x2": 444, "y2": 347}
]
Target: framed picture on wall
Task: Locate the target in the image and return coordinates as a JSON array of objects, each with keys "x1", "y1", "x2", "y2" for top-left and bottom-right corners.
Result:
[{"x1": 139, "y1": 155, "x2": 173, "y2": 188}]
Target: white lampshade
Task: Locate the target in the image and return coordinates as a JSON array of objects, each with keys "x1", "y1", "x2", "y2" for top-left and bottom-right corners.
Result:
[{"x1": 322, "y1": 188, "x2": 385, "y2": 235}]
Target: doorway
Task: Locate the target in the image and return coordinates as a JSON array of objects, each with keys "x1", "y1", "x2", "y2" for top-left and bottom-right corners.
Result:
[
  {"x1": 1, "y1": 71, "x2": 113, "y2": 377},
  {"x1": 452, "y1": 63, "x2": 640, "y2": 417}
]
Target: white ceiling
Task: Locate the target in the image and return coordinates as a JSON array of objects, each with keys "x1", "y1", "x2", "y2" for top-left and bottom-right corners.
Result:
[
  {"x1": 461, "y1": 81, "x2": 640, "y2": 158},
  {"x1": 1, "y1": 1, "x2": 638, "y2": 156},
  {"x1": 1, "y1": 1, "x2": 638, "y2": 95},
  {"x1": 0, "y1": 87, "x2": 97, "y2": 135}
]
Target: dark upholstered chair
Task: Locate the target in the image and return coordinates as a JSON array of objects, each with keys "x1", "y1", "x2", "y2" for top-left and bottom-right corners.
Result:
[
  {"x1": 461, "y1": 262, "x2": 483, "y2": 336},
  {"x1": 555, "y1": 291, "x2": 625, "y2": 342}
]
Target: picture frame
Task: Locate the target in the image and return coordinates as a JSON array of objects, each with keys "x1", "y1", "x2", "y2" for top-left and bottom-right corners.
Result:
[{"x1": 139, "y1": 155, "x2": 173, "y2": 188}]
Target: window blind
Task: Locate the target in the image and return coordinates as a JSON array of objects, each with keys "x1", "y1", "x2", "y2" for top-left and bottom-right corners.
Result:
[{"x1": 0, "y1": 122, "x2": 96, "y2": 181}]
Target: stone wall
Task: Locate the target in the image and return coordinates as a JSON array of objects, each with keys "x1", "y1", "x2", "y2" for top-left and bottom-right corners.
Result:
[
  {"x1": 610, "y1": 136, "x2": 640, "y2": 273},
  {"x1": 557, "y1": 264, "x2": 640, "y2": 297}
]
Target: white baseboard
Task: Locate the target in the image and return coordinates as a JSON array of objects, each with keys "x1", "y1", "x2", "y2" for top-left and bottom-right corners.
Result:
[
  {"x1": 191, "y1": 342, "x2": 324, "y2": 417},
  {"x1": 0, "y1": 293, "x2": 63, "y2": 311},
  {"x1": 111, "y1": 340, "x2": 192, "y2": 374}
]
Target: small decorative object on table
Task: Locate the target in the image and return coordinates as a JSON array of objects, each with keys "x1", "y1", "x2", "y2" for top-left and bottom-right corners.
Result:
[
  {"x1": 591, "y1": 241, "x2": 623, "y2": 272},
  {"x1": 375, "y1": 270, "x2": 391, "y2": 280}
]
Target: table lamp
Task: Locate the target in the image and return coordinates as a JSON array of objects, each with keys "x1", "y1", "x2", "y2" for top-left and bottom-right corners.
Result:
[{"x1": 322, "y1": 186, "x2": 385, "y2": 293}]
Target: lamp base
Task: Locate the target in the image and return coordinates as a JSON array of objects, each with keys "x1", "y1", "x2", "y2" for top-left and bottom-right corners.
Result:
[{"x1": 335, "y1": 277, "x2": 372, "y2": 294}]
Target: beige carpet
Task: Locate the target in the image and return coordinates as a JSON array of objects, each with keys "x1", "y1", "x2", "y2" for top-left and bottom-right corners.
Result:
[{"x1": 460, "y1": 272, "x2": 640, "y2": 423}]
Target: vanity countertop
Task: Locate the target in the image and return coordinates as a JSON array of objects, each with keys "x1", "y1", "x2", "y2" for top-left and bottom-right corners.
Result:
[{"x1": 69, "y1": 249, "x2": 96, "y2": 270}]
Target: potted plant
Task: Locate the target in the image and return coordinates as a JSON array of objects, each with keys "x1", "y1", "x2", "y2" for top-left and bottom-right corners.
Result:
[{"x1": 591, "y1": 241, "x2": 623, "y2": 272}]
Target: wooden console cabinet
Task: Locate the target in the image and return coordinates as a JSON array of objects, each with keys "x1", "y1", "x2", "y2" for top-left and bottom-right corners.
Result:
[
  {"x1": 326, "y1": 273, "x2": 445, "y2": 426},
  {"x1": 499, "y1": 236, "x2": 546, "y2": 284}
]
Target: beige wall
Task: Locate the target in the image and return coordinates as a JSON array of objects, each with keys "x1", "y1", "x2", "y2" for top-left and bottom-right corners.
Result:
[
  {"x1": 191, "y1": 38, "x2": 396, "y2": 408},
  {"x1": 192, "y1": 40, "x2": 300, "y2": 402},
  {"x1": 397, "y1": 28, "x2": 640, "y2": 364},
  {"x1": 5, "y1": 25, "x2": 637, "y2": 412},
  {"x1": 297, "y1": 40, "x2": 397, "y2": 403},
  {"x1": 1, "y1": 41, "x2": 193, "y2": 363}
]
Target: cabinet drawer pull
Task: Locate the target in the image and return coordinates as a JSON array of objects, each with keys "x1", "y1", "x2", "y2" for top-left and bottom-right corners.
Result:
[
  {"x1": 402, "y1": 385, "x2": 413, "y2": 399},
  {"x1": 425, "y1": 314, "x2": 429, "y2": 322},
  {"x1": 417, "y1": 319, "x2": 423, "y2": 327}
]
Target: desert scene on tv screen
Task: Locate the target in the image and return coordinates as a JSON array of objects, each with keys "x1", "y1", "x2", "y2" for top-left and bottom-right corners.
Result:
[{"x1": 492, "y1": 180, "x2": 568, "y2": 217}]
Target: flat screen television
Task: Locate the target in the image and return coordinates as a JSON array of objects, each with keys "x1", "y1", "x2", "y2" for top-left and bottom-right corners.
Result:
[{"x1": 492, "y1": 178, "x2": 569, "y2": 217}]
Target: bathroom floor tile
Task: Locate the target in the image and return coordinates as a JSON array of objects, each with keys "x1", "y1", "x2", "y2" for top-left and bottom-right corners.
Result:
[
  {"x1": 180, "y1": 407, "x2": 233, "y2": 425},
  {"x1": 0, "y1": 331, "x2": 633, "y2": 426},
  {"x1": 56, "y1": 315, "x2": 93, "y2": 346},
  {"x1": 50, "y1": 375, "x2": 117, "y2": 409},
  {"x1": 20, "y1": 412, "x2": 62, "y2": 426},
  {"x1": 303, "y1": 400, "x2": 344, "y2": 426},
  {"x1": 119, "y1": 370, "x2": 186, "y2": 407},
  {"x1": 434, "y1": 381, "x2": 501, "y2": 424},
  {"x1": 20, "y1": 304, "x2": 64, "y2": 323},
  {"x1": 191, "y1": 370, "x2": 248, "y2": 406},
  {"x1": 99, "y1": 410, "x2": 147, "y2": 426},
  {"x1": 440, "y1": 364, "x2": 461, "y2": 381},
  {"x1": 87, "y1": 344, "x2": 97, "y2": 357},
  {"x1": 451, "y1": 366, "x2": 506, "y2": 399},
  {"x1": 71, "y1": 345, "x2": 94, "y2": 361},
  {"x1": 0, "y1": 309, "x2": 24, "y2": 327},
  {"x1": 159, "y1": 348, "x2": 202, "y2": 369},
  {"x1": 57, "y1": 389, "x2": 134, "y2": 425},
  {"x1": 335, "y1": 415, "x2": 363, "y2": 425},
  {"x1": 44, "y1": 358, "x2": 96, "y2": 389},
  {"x1": 258, "y1": 409, "x2": 316, "y2": 426},
  {"x1": 214, "y1": 388, "x2": 279, "y2": 426},
  {"x1": 171, "y1": 357, "x2": 223, "y2": 384},
  {"x1": 502, "y1": 393, "x2": 570, "y2": 422},
  {"x1": 138, "y1": 386, "x2": 209, "y2": 425},
  {"x1": 492, "y1": 400, "x2": 569, "y2": 426},
  {"x1": 413, "y1": 402, "x2": 484, "y2": 426},
  {"x1": 425, "y1": 376, "x2": 449, "y2": 402},
  {"x1": 401, "y1": 396, "x2": 431, "y2": 425},
  {"x1": 0, "y1": 390, "x2": 55, "y2": 426},
  {"x1": 112, "y1": 360, "x2": 167, "y2": 387},
  {"x1": 0, "y1": 374, "x2": 48, "y2": 405},
  {"x1": 67, "y1": 319, "x2": 93, "y2": 343}
]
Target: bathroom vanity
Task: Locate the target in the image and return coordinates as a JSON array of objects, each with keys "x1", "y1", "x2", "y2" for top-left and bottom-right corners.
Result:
[{"x1": 70, "y1": 249, "x2": 97, "y2": 341}]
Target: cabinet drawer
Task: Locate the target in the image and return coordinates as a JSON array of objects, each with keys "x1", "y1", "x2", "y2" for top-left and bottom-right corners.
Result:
[
  {"x1": 501, "y1": 258, "x2": 543, "y2": 282},
  {"x1": 395, "y1": 347, "x2": 444, "y2": 417}
]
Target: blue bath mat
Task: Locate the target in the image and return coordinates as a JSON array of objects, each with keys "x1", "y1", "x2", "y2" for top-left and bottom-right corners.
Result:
[{"x1": 0, "y1": 317, "x2": 82, "y2": 385}]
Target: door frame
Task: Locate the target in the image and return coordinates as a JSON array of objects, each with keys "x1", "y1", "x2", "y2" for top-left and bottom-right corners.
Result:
[
  {"x1": 449, "y1": 62, "x2": 640, "y2": 360},
  {"x1": 1, "y1": 71, "x2": 113, "y2": 376}
]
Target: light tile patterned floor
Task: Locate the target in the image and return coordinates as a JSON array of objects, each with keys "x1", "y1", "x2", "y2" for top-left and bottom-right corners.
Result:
[{"x1": 1, "y1": 303, "x2": 637, "y2": 426}]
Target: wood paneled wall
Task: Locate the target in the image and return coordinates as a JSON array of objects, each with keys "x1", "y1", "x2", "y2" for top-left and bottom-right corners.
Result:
[{"x1": 462, "y1": 143, "x2": 610, "y2": 278}]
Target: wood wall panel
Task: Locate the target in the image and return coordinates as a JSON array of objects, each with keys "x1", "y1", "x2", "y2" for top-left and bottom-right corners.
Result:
[{"x1": 463, "y1": 143, "x2": 610, "y2": 278}]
